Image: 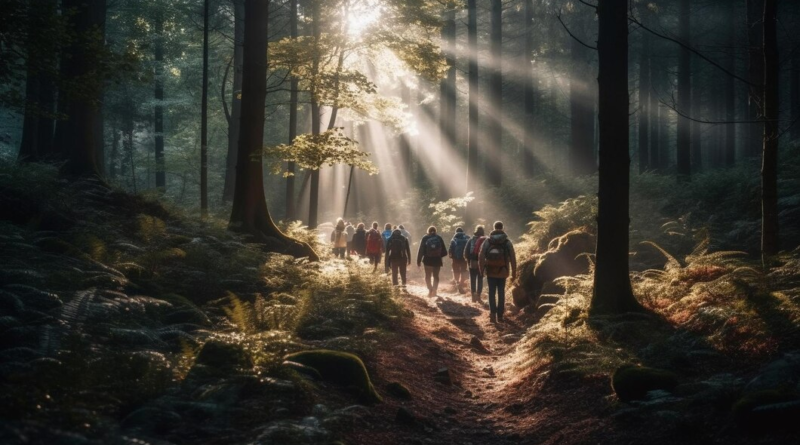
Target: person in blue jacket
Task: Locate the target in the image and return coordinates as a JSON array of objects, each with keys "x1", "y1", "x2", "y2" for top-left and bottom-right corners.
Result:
[{"x1": 449, "y1": 227, "x2": 470, "y2": 294}]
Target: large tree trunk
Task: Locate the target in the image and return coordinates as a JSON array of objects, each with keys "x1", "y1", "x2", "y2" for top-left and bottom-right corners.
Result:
[
  {"x1": 200, "y1": 0, "x2": 210, "y2": 217},
  {"x1": 724, "y1": 3, "x2": 736, "y2": 167},
  {"x1": 591, "y1": 0, "x2": 640, "y2": 315},
  {"x1": 93, "y1": 0, "x2": 107, "y2": 177},
  {"x1": 465, "y1": 0, "x2": 479, "y2": 225},
  {"x1": 690, "y1": 54, "x2": 702, "y2": 173},
  {"x1": 229, "y1": 0, "x2": 318, "y2": 260},
  {"x1": 522, "y1": 0, "x2": 536, "y2": 178},
  {"x1": 154, "y1": 9, "x2": 166, "y2": 191},
  {"x1": 637, "y1": 13, "x2": 650, "y2": 174},
  {"x1": 747, "y1": 0, "x2": 765, "y2": 159},
  {"x1": 486, "y1": 0, "x2": 503, "y2": 187},
  {"x1": 761, "y1": 0, "x2": 779, "y2": 262},
  {"x1": 284, "y1": 0, "x2": 297, "y2": 220},
  {"x1": 791, "y1": 34, "x2": 800, "y2": 143},
  {"x1": 308, "y1": 0, "x2": 321, "y2": 229},
  {"x1": 439, "y1": 8, "x2": 456, "y2": 199},
  {"x1": 569, "y1": 16, "x2": 596, "y2": 177},
  {"x1": 676, "y1": 0, "x2": 691, "y2": 181},
  {"x1": 223, "y1": 0, "x2": 245, "y2": 203}
]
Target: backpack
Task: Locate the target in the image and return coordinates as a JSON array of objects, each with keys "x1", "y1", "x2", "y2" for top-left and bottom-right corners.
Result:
[
  {"x1": 387, "y1": 236, "x2": 406, "y2": 260},
  {"x1": 366, "y1": 230, "x2": 382, "y2": 254},
  {"x1": 485, "y1": 238, "x2": 508, "y2": 267},
  {"x1": 452, "y1": 236, "x2": 468, "y2": 259},
  {"x1": 424, "y1": 235, "x2": 444, "y2": 258},
  {"x1": 470, "y1": 236, "x2": 486, "y2": 261}
]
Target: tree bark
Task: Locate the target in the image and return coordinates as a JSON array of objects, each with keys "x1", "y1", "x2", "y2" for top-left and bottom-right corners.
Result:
[
  {"x1": 761, "y1": 0, "x2": 779, "y2": 262},
  {"x1": 791, "y1": 34, "x2": 800, "y2": 142},
  {"x1": 439, "y1": 8, "x2": 457, "y2": 198},
  {"x1": 284, "y1": 0, "x2": 297, "y2": 220},
  {"x1": 465, "y1": 0, "x2": 480, "y2": 225},
  {"x1": 200, "y1": 0, "x2": 210, "y2": 217},
  {"x1": 591, "y1": 0, "x2": 640, "y2": 315},
  {"x1": 676, "y1": 0, "x2": 691, "y2": 182},
  {"x1": 690, "y1": 54, "x2": 702, "y2": 173},
  {"x1": 308, "y1": 0, "x2": 321, "y2": 229},
  {"x1": 637, "y1": 12, "x2": 650, "y2": 174},
  {"x1": 724, "y1": 3, "x2": 736, "y2": 167},
  {"x1": 154, "y1": 9, "x2": 166, "y2": 191},
  {"x1": 569, "y1": 13, "x2": 596, "y2": 176},
  {"x1": 223, "y1": 0, "x2": 245, "y2": 203},
  {"x1": 486, "y1": 0, "x2": 503, "y2": 187},
  {"x1": 522, "y1": 0, "x2": 536, "y2": 178},
  {"x1": 747, "y1": 0, "x2": 765, "y2": 159},
  {"x1": 229, "y1": 0, "x2": 318, "y2": 260}
]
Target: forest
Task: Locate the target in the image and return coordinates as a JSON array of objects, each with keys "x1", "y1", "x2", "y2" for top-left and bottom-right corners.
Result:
[{"x1": 1, "y1": 0, "x2": 800, "y2": 443}]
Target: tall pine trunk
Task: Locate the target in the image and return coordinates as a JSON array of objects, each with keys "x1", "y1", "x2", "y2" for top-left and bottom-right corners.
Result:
[
  {"x1": 591, "y1": 0, "x2": 640, "y2": 315},
  {"x1": 690, "y1": 54, "x2": 702, "y2": 173},
  {"x1": 223, "y1": 0, "x2": 245, "y2": 203},
  {"x1": 439, "y1": 8, "x2": 456, "y2": 199},
  {"x1": 465, "y1": 0, "x2": 479, "y2": 224},
  {"x1": 285, "y1": 0, "x2": 297, "y2": 220},
  {"x1": 486, "y1": 0, "x2": 503, "y2": 187},
  {"x1": 200, "y1": 0, "x2": 210, "y2": 217},
  {"x1": 747, "y1": 0, "x2": 765, "y2": 159},
  {"x1": 724, "y1": 3, "x2": 736, "y2": 167},
  {"x1": 154, "y1": 10, "x2": 166, "y2": 190},
  {"x1": 522, "y1": 0, "x2": 536, "y2": 178},
  {"x1": 569, "y1": 19, "x2": 596, "y2": 176},
  {"x1": 761, "y1": 0, "x2": 779, "y2": 262},
  {"x1": 308, "y1": 0, "x2": 321, "y2": 229},
  {"x1": 791, "y1": 35, "x2": 800, "y2": 142},
  {"x1": 637, "y1": 15, "x2": 650, "y2": 174},
  {"x1": 229, "y1": 0, "x2": 317, "y2": 260},
  {"x1": 676, "y1": 0, "x2": 691, "y2": 181}
]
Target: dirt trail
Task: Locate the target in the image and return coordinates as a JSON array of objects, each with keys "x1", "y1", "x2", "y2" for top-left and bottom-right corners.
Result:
[{"x1": 346, "y1": 277, "x2": 539, "y2": 444}]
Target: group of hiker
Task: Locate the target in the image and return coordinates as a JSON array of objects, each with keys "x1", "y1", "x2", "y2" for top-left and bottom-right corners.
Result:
[{"x1": 330, "y1": 219, "x2": 517, "y2": 323}]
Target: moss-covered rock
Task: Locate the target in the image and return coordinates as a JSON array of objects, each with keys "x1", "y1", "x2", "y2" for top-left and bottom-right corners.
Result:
[
  {"x1": 612, "y1": 364, "x2": 679, "y2": 402},
  {"x1": 732, "y1": 390, "x2": 800, "y2": 432},
  {"x1": 284, "y1": 349, "x2": 382, "y2": 404}
]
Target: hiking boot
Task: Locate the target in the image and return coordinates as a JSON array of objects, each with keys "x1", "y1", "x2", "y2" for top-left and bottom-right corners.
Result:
[
  {"x1": 497, "y1": 313, "x2": 504, "y2": 323},
  {"x1": 489, "y1": 313, "x2": 497, "y2": 323}
]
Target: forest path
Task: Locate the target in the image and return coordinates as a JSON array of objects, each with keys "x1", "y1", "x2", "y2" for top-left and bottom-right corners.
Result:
[{"x1": 347, "y1": 275, "x2": 540, "y2": 444}]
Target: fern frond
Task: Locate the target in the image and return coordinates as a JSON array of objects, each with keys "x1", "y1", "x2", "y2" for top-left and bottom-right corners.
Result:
[{"x1": 640, "y1": 241, "x2": 682, "y2": 270}]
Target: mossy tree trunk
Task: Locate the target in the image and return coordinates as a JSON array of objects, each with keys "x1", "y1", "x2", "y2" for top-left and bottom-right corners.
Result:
[{"x1": 229, "y1": 0, "x2": 318, "y2": 261}]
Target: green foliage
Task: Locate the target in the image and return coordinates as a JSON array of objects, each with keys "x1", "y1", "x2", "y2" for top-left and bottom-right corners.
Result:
[
  {"x1": 267, "y1": 127, "x2": 378, "y2": 176},
  {"x1": 429, "y1": 192, "x2": 474, "y2": 234},
  {"x1": 524, "y1": 195, "x2": 597, "y2": 252}
]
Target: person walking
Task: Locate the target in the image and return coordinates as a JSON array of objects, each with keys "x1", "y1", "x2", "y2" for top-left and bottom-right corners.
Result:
[
  {"x1": 464, "y1": 225, "x2": 487, "y2": 303},
  {"x1": 417, "y1": 226, "x2": 447, "y2": 297},
  {"x1": 381, "y1": 223, "x2": 393, "y2": 273},
  {"x1": 352, "y1": 223, "x2": 367, "y2": 257},
  {"x1": 398, "y1": 224, "x2": 412, "y2": 246},
  {"x1": 479, "y1": 221, "x2": 517, "y2": 323},
  {"x1": 384, "y1": 228, "x2": 411, "y2": 286},
  {"x1": 345, "y1": 222, "x2": 356, "y2": 257},
  {"x1": 330, "y1": 218, "x2": 347, "y2": 259},
  {"x1": 449, "y1": 227, "x2": 470, "y2": 293},
  {"x1": 365, "y1": 222, "x2": 384, "y2": 272}
]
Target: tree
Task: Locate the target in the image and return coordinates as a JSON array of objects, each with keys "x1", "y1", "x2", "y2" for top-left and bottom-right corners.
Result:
[
  {"x1": 223, "y1": 0, "x2": 245, "y2": 203},
  {"x1": 229, "y1": 0, "x2": 318, "y2": 260},
  {"x1": 676, "y1": 0, "x2": 691, "y2": 182},
  {"x1": 723, "y1": 1, "x2": 736, "y2": 167},
  {"x1": 637, "y1": 5, "x2": 651, "y2": 174},
  {"x1": 200, "y1": 0, "x2": 210, "y2": 217},
  {"x1": 568, "y1": 8, "x2": 596, "y2": 176},
  {"x1": 522, "y1": 0, "x2": 537, "y2": 178},
  {"x1": 591, "y1": 0, "x2": 640, "y2": 315},
  {"x1": 465, "y1": 0, "x2": 479, "y2": 223},
  {"x1": 439, "y1": 7, "x2": 456, "y2": 198},
  {"x1": 746, "y1": 0, "x2": 765, "y2": 159},
  {"x1": 285, "y1": 0, "x2": 298, "y2": 220},
  {"x1": 154, "y1": 8, "x2": 166, "y2": 191},
  {"x1": 486, "y1": 0, "x2": 503, "y2": 187},
  {"x1": 761, "y1": 0, "x2": 779, "y2": 262}
]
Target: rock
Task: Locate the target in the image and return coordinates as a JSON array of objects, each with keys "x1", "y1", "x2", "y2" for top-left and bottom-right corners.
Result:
[
  {"x1": 463, "y1": 390, "x2": 473, "y2": 398},
  {"x1": 611, "y1": 364, "x2": 679, "y2": 402},
  {"x1": 284, "y1": 349, "x2": 382, "y2": 404},
  {"x1": 733, "y1": 390, "x2": 800, "y2": 432},
  {"x1": 501, "y1": 334, "x2": 522, "y2": 344},
  {"x1": 745, "y1": 350, "x2": 800, "y2": 393},
  {"x1": 282, "y1": 360, "x2": 322, "y2": 380},
  {"x1": 434, "y1": 368, "x2": 452, "y2": 385},
  {"x1": 482, "y1": 366, "x2": 495, "y2": 377},
  {"x1": 311, "y1": 404, "x2": 330, "y2": 417},
  {"x1": 386, "y1": 382, "x2": 412, "y2": 400},
  {"x1": 395, "y1": 407, "x2": 417, "y2": 425},
  {"x1": 469, "y1": 336, "x2": 489, "y2": 353}
]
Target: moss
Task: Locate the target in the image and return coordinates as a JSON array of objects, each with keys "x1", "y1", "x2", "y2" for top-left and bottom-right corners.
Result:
[
  {"x1": 284, "y1": 349, "x2": 382, "y2": 404},
  {"x1": 732, "y1": 390, "x2": 800, "y2": 431},
  {"x1": 611, "y1": 364, "x2": 679, "y2": 402}
]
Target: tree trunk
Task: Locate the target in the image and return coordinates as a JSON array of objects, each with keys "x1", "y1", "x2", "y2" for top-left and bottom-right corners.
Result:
[
  {"x1": 284, "y1": 0, "x2": 297, "y2": 220},
  {"x1": 308, "y1": 0, "x2": 321, "y2": 229},
  {"x1": 724, "y1": 3, "x2": 736, "y2": 167},
  {"x1": 761, "y1": 0, "x2": 779, "y2": 262},
  {"x1": 56, "y1": 0, "x2": 105, "y2": 177},
  {"x1": 200, "y1": 0, "x2": 210, "y2": 217},
  {"x1": 649, "y1": 60, "x2": 661, "y2": 171},
  {"x1": 229, "y1": 0, "x2": 318, "y2": 260},
  {"x1": 486, "y1": 0, "x2": 503, "y2": 187},
  {"x1": 591, "y1": 0, "x2": 640, "y2": 315},
  {"x1": 676, "y1": 0, "x2": 691, "y2": 181},
  {"x1": 154, "y1": 10, "x2": 166, "y2": 191},
  {"x1": 223, "y1": 0, "x2": 245, "y2": 203},
  {"x1": 791, "y1": 35, "x2": 800, "y2": 142},
  {"x1": 637, "y1": 14, "x2": 650, "y2": 174},
  {"x1": 569, "y1": 16, "x2": 596, "y2": 176},
  {"x1": 93, "y1": 1, "x2": 107, "y2": 177},
  {"x1": 109, "y1": 127, "x2": 119, "y2": 180},
  {"x1": 465, "y1": 0, "x2": 479, "y2": 225},
  {"x1": 522, "y1": 0, "x2": 536, "y2": 178},
  {"x1": 747, "y1": 0, "x2": 765, "y2": 159},
  {"x1": 438, "y1": 8, "x2": 456, "y2": 199},
  {"x1": 690, "y1": 54, "x2": 702, "y2": 173}
]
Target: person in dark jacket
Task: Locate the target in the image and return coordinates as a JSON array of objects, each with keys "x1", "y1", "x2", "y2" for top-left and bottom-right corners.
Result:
[
  {"x1": 352, "y1": 223, "x2": 367, "y2": 257},
  {"x1": 384, "y1": 229, "x2": 411, "y2": 286},
  {"x1": 479, "y1": 221, "x2": 517, "y2": 323},
  {"x1": 449, "y1": 227, "x2": 470, "y2": 293},
  {"x1": 417, "y1": 226, "x2": 447, "y2": 297},
  {"x1": 464, "y1": 225, "x2": 486, "y2": 303},
  {"x1": 381, "y1": 223, "x2": 393, "y2": 273}
]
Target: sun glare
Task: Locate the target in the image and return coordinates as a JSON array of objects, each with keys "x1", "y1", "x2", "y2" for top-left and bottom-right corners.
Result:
[{"x1": 347, "y1": 4, "x2": 381, "y2": 36}]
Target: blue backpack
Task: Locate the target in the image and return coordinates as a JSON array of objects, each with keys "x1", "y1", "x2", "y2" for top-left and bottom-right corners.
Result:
[
  {"x1": 424, "y1": 236, "x2": 444, "y2": 258},
  {"x1": 452, "y1": 235, "x2": 468, "y2": 259}
]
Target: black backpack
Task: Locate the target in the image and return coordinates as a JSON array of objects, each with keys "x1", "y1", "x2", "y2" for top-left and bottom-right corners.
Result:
[
  {"x1": 387, "y1": 236, "x2": 406, "y2": 260},
  {"x1": 424, "y1": 235, "x2": 444, "y2": 258}
]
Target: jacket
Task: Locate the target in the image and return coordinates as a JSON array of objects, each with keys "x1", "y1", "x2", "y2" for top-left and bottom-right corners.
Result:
[
  {"x1": 381, "y1": 229, "x2": 393, "y2": 249},
  {"x1": 345, "y1": 225, "x2": 355, "y2": 242},
  {"x1": 399, "y1": 228, "x2": 412, "y2": 245},
  {"x1": 331, "y1": 228, "x2": 347, "y2": 248},
  {"x1": 417, "y1": 233, "x2": 447, "y2": 267},
  {"x1": 478, "y1": 230, "x2": 517, "y2": 279},
  {"x1": 385, "y1": 230, "x2": 411, "y2": 265},
  {"x1": 464, "y1": 235, "x2": 486, "y2": 269},
  {"x1": 352, "y1": 228, "x2": 367, "y2": 254},
  {"x1": 449, "y1": 232, "x2": 470, "y2": 262}
]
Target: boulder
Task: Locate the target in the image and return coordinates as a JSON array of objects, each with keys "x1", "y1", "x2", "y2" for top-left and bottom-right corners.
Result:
[
  {"x1": 434, "y1": 368, "x2": 452, "y2": 386},
  {"x1": 612, "y1": 364, "x2": 679, "y2": 402},
  {"x1": 733, "y1": 390, "x2": 800, "y2": 432},
  {"x1": 283, "y1": 349, "x2": 382, "y2": 404},
  {"x1": 745, "y1": 350, "x2": 800, "y2": 393},
  {"x1": 386, "y1": 382, "x2": 412, "y2": 400}
]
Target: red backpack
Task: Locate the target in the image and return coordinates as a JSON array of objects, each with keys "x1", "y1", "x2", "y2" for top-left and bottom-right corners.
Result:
[
  {"x1": 366, "y1": 229, "x2": 382, "y2": 254},
  {"x1": 471, "y1": 236, "x2": 486, "y2": 260}
]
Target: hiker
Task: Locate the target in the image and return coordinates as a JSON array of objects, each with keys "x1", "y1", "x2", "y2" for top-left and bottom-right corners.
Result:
[
  {"x1": 384, "y1": 228, "x2": 411, "y2": 286},
  {"x1": 365, "y1": 222, "x2": 384, "y2": 272},
  {"x1": 398, "y1": 224, "x2": 412, "y2": 246},
  {"x1": 330, "y1": 218, "x2": 347, "y2": 259},
  {"x1": 464, "y1": 225, "x2": 487, "y2": 303},
  {"x1": 449, "y1": 227, "x2": 470, "y2": 293},
  {"x1": 345, "y1": 222, "x2": 356, "y2": 257},
  {"x1": 381, "y1": 223, "x2": 393, "y2": 273},
  {"x1": 417, "y1": 226, "x2": 448, "y2": 297},
  {"x1": 479, "y1": 221, "x2": 517, "y2": 323},
  {"x1": 352, "y1": 223, "x2": 367, "y2": 257}
]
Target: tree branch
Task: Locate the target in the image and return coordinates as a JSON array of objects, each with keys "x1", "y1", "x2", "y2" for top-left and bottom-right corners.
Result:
[{"x1": 556, "y1": 10, "x2": 597, "y2": 51}]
